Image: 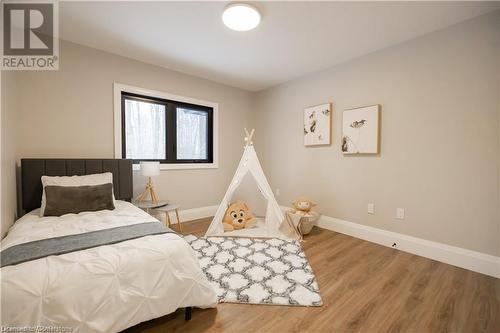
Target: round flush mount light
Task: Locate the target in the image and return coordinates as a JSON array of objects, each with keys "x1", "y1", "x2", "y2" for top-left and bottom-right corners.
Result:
[{"x1": 222, "y1": 3, "x2": 261, "y2": 31}]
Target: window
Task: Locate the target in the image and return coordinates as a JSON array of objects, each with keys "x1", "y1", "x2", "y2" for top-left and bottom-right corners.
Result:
[
  {"x1": 121, "y1": 91, "x2": 214, "y2": 165},
  {"x1": 124, "y1": 97, "x2": 166, "y2": 160}
]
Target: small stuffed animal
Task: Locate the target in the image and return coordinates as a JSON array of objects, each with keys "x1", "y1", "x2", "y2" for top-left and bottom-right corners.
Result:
[
  {"x1": 223, "y1": 201, "x2": 257, "y2": 231},
  {"x1": 291, "y1": 196, "x2": 316, "y2": 215}
]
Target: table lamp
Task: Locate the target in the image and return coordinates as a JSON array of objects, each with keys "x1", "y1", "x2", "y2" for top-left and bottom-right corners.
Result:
[{"x1": 137, "y1": 161, "x2": 160, "y2": 204}]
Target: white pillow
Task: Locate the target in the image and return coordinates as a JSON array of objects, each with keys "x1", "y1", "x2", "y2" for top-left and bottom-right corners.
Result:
[{"x1": 40, "y1": 172, "x2": 115, "y2": 216}]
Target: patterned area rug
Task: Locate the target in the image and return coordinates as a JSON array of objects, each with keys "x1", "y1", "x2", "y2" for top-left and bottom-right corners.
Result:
[{"x1": 184, "y1": 235, "x2": 323, "y2": 306}]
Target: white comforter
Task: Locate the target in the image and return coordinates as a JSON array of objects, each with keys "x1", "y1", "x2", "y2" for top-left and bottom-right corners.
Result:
[{"x1": 0, "y1": 201, "x2": 217, "y2": 332}]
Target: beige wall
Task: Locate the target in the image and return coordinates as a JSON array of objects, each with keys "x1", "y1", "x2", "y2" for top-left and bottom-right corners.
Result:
[
  {"x1": 0, "y1": 40, "x2": 255, "y2": 237},
  {"x1": 1, "y1": 72, "x2": 18, "y2": 238},
  {"x1": 255, "y1": 12, "x2": 500, "y2": 256}
]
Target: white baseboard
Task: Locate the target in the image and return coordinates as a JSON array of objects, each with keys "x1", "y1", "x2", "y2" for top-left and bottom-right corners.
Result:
[
  {"x1": 279, "y1": 206, "x2": 499, "y2": 278},
  {"x1": 173, "y1": 205, "x2": 218, "y2": 224},
  {"x1": 317, "y1": 215, "x2": 500, "y2": 278}
]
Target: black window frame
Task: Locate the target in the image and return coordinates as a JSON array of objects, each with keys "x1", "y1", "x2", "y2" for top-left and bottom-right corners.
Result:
[{"x1": 121, "y1": 92, "x2": 214, "y2": 165}]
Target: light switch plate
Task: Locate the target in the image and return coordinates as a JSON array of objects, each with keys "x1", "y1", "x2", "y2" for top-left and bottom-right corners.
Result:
[
  {"x1": 367, "y1": 203, "x2": 375, "y2": 214},
  {"x1": 396, "y1": 208, "x2": 405, "y2": 219}
]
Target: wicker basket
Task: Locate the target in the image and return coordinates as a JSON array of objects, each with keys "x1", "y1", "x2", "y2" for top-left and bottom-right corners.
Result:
[{"x1": 298, "y1": 211, "x2": 320, "y2": 235}]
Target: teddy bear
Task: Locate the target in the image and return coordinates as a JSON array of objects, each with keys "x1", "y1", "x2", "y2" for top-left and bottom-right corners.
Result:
[
  {"x1": 291, "y1": 196, "x2": 316, "y2": 216},
  {"x1": 223, "y1": 201, "x2": 257, "y2": 231}
]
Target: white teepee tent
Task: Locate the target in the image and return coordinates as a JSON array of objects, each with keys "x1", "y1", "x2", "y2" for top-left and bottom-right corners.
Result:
[{"x1": 206, "y1": 129, "x2": 300, "y2": 240}]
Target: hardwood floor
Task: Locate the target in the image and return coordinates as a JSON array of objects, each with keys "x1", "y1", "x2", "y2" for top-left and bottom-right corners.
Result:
[{"x1": 123, "y1": 218, "x2": 500, "y2": 333}]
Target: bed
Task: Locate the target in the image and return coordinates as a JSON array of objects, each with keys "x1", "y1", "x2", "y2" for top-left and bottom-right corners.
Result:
[{"x1": 0, "y1": 159, "x2": 217, "y2": 333}]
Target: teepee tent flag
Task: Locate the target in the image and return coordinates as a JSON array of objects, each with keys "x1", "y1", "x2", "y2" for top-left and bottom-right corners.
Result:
[{"x1": 206, "y1": 129, "x2": 300, "y2": 240}]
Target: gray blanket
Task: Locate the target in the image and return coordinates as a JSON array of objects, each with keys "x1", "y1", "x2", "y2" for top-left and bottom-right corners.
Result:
[{"x1": 1, "y1": 222, "x2": 173, "y2": 268}]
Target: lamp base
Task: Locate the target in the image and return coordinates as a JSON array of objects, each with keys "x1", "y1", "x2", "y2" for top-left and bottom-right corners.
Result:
[{"x1": 136, "y1": 177, "x2": 159, "y2": 204}]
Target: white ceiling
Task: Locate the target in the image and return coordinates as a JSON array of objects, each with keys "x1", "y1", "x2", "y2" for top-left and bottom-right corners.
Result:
[{"x1": 60, "y1": 1, "x2": 500, "y2": 92}]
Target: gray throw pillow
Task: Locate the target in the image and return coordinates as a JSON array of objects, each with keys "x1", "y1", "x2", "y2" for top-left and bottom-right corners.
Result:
[{"x1": 43, "y1": 183, "x2": 115, "y2": 216}]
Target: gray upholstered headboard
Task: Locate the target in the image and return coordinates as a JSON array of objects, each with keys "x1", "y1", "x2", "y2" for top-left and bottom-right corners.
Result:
[{"x1": 21, "y1": 159, "x2": 133, "y2": 212}]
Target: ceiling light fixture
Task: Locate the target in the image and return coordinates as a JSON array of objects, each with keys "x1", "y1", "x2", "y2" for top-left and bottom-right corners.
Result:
[{"x1": 222, "y1": 3, "x2": 261, "y2": 31}]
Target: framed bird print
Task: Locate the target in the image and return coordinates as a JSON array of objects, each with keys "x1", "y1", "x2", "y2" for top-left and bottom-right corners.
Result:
[
  {"x1": 342, "y1": 105, "x2": 380, "y2": 154},
  {"x1": 304, "y1": 103, "x2": 331, "y2": 146}
]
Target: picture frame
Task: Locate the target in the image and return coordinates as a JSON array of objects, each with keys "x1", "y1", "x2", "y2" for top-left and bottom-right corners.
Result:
[
  {"x1": 341, "y1": 104, "x2": 380, "y2": 154},
  {"x1": 304, "y1": 103, "x2": 332, "y2": 146}
]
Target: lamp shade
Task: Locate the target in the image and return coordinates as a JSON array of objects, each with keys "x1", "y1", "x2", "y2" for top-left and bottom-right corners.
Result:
[{"x1": 140, "y1": 161, "x2": 160, "y2": 177}]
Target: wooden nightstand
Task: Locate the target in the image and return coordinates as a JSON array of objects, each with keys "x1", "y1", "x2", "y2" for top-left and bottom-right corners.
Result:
[{"x1": 153, "y1": 204, "x2": 183, "y2": 233}]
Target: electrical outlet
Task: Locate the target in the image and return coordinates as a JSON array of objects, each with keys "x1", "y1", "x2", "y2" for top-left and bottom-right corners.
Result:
[
  {"x1": 367, "y1": 203, "x2": 375, "y2": 214},
  {"x1": 275, "y1": 188, "x2": 281, "y2": 196},
  {"x1": 396, "y1": 208, "x2": 405, "y2": 220}
]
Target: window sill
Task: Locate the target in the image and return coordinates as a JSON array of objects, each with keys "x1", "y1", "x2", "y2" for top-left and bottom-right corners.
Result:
[{"x1": 132, "y1": 163, "x2": 218, "y2": 171}]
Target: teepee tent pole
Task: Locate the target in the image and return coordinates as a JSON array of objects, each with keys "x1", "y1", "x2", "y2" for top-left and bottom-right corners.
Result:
[{"x1": 244, "y1": 128, "x2": 255, "y2": 147}]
